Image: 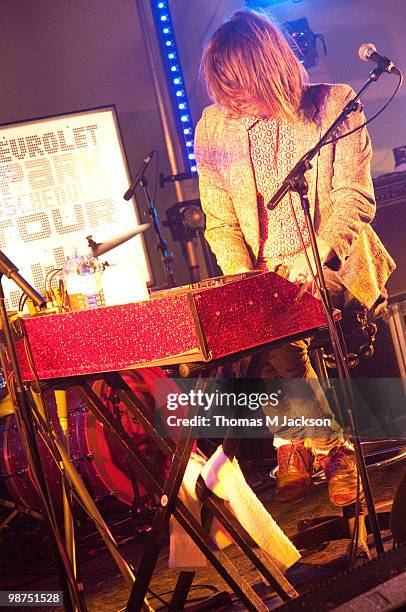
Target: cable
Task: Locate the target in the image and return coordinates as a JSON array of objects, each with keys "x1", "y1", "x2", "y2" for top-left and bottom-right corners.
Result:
[
  {"x1": 319, "y1": 72, "x2": 403, "y2": 149},
  {"x1": 45, "y1": 268, "x2": 62, "y2": 292},
  {"x1": 152, "y1": 149, "x2": 159, "y2": 209},
  {"x1": 152, "y1": 584, "x2": 220, "y2": 611},
  {"x1": 348, "y1": 471, "x2": 362, "y2": 568}
]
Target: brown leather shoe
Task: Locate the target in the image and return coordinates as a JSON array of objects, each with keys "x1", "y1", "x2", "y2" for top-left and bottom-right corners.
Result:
[
  {"x1": 276, "y1": 443, "x2": 314, "y2": 502},
  {"x1": 320, "y1": 445, "x2": 361, "y2": 506}
]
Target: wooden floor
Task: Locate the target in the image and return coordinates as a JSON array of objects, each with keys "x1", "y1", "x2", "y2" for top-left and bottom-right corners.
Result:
[{"x1": 1, "y1": 452, "x2": 405, "y2": 612}]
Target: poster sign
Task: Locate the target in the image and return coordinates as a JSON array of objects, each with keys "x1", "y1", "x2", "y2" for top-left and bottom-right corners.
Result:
[{"x1": 0, "y1": 106, "x2": 151, "y2": 310}]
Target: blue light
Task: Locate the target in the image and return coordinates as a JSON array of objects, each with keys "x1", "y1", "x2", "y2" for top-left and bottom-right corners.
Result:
[{"x1": 153, "y1": 1, "x2": 195, "y2": 175}]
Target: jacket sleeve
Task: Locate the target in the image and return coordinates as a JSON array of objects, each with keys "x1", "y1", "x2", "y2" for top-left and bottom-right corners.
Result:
[
  {"x1": 317, "y1": 85, "x2": 376, "y2": 263},
  {"x1": 194, "y1": 108, "x2": 254, "y2": 274}
]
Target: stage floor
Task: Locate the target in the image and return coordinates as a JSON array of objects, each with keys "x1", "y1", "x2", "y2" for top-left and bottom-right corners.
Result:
[{"x1": 1, "y1": 453, "x2": 405, "y2": 611}]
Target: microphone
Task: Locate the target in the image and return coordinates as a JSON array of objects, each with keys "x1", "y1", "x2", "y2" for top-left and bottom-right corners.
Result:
[
  {"x1": 124, "y1": 150, "x2": 155, "y2": 201},
  {"x1": 0, "y1": 251, "x2": 46, "y2": 308},
  {"x1": 358, "y1": 43, "x2": 400, "y2": 75}
]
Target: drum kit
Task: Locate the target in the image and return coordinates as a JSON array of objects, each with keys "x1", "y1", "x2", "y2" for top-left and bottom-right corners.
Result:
[{"x1": 0, "y1": 368, "x2": 174, "y2": 521}]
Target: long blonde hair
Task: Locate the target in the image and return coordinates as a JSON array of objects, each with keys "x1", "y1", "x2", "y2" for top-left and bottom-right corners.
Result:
[{"x1": 201, "y1": 10, "x2": 307, "y2": 122}]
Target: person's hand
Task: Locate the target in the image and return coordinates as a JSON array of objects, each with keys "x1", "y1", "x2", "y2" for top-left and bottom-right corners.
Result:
[{"x1": 288, "y1": 238, "x2": 335, "y2": 284}]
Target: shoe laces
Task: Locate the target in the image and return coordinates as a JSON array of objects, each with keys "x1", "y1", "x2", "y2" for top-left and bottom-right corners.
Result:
[
  {"x1": 326, "y1": 446, "x2": 355, "y2": 477},
  {"x1": 279, "y1": 444, "x2": 310, "y2": 473}
]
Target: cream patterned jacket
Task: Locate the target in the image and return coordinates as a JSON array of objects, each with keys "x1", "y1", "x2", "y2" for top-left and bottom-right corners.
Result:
[{"x1": 194, "y1": 83, "x2": 395, "y2": 309}]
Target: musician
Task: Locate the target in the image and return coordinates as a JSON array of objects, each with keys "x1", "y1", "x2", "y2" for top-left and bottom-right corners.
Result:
[{"x1": 194, "y1": 11, "x2": 395, "y2": 511}]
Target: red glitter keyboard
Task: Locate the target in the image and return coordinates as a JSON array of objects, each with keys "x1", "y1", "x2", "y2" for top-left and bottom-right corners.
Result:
[{"x1": 15, "y1": 271, "x2": 328, "y2": 381}]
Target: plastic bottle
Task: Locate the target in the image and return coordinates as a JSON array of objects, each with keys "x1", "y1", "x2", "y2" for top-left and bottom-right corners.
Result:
[{"x1": 61, "y1": 252, "x2": 84, "y2": 311}]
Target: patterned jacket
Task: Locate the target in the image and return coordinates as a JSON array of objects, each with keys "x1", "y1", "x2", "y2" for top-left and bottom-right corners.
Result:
[{"x1": 194, "y1": 83, "x2": 395, "y2": 309}]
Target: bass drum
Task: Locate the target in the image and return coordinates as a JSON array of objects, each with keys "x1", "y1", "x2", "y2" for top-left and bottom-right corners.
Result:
[{"x1": 0, "y1": 368, "x2": 174, "y2": 515}]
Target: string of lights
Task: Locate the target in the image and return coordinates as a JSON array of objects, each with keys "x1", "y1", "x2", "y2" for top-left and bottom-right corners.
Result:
[{"x1": 150, "y1": 0, "x2": 197, "y2": 175}]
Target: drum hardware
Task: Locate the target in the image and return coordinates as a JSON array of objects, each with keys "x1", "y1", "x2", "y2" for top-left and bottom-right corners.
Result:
[
  {"x1": 3, "y1": 468, "x2": 29, "y2": 478},
  {"x1": 71, "y1": 453, "x2": 94, "y2": 464},
  {"x1": 27, "y1": 390, "x2": 138, "y2": 595},
  {"x1": 0, "y1": 498, "x2": 43, "y2": 531},
  {"x1": 0, "y1": 370, "x2": 173, "y2": 611},
  {"x1": 0, "y1": 256, "x2": 84, "y2": 612}
]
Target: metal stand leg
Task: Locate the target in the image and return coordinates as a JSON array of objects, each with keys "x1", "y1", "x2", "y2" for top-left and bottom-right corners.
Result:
[
  {"x1": 126, "y1": 433, "x2": 197, "y2": 611},
  {"x1": 74, "y1": 375, "x2": 297, "y2": 611},
  {"x1": 0, "y1": 278, "x2": 84, "y2": 612},
  {"x1": 29, "y1": 383, "x2": 153, "y2": 609}
]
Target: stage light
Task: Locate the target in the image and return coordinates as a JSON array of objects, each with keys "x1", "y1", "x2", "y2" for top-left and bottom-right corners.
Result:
[
  {"x1": 150, "y1": 0, "x2": 197, "y2": 174},
  {"x1": 283, "y1": 17, "x2": 326, "y2": 70},
  {"x1": 246, "y1": 0, "x2": 289, "y2": 6}
]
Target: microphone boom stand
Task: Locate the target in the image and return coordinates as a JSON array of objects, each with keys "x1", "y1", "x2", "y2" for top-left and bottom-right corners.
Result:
[
  {"x1": 268, "y1": 66, "x2": 388, "y2": 556},
  {"x1": 140, "y1": 175, "x2": 176, "y2": 288}
]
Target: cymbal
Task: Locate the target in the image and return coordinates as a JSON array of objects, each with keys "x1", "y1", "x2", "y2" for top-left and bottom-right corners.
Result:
[{"x1": 87, "y1": 223, "x2": 150, "y2": 257}]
